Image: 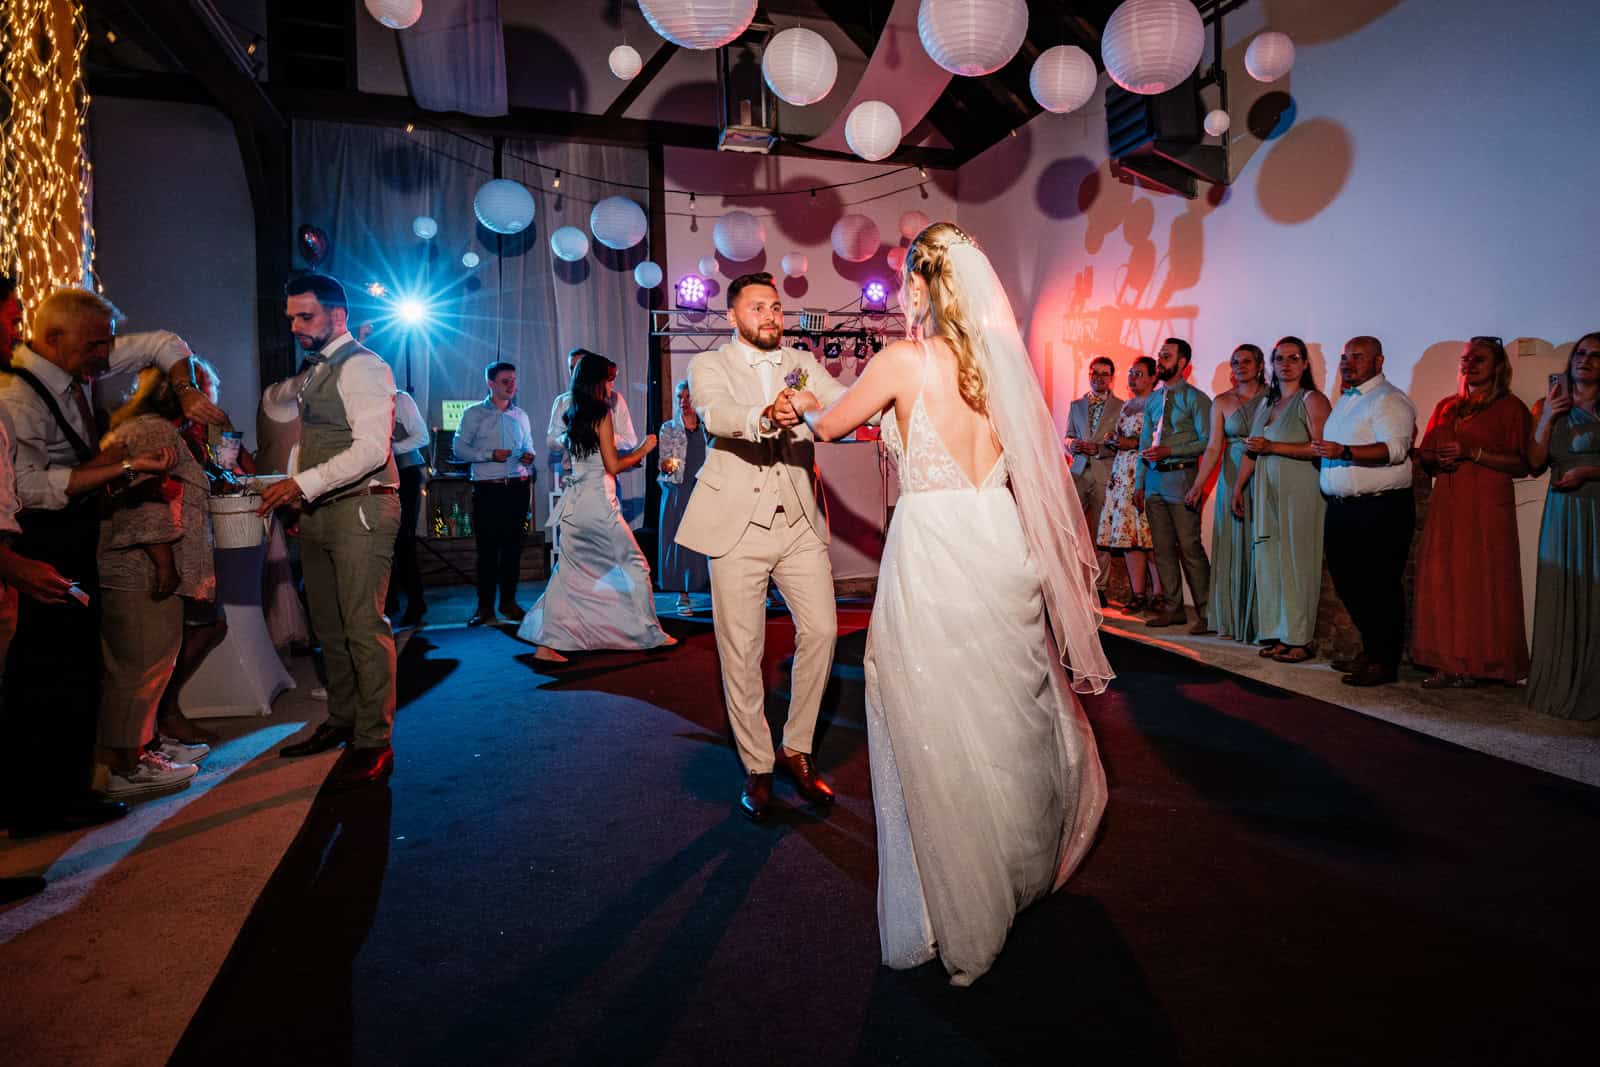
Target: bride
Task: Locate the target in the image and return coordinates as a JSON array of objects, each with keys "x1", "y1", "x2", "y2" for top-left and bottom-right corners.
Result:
[{"x1": 792, "y1": 222, "x2": 1111, "y2": 985}]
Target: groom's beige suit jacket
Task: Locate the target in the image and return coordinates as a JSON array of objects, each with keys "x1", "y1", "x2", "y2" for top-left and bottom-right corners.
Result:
[{"x1": 675, "y1": 341, "x2": 849, "y2": 559}]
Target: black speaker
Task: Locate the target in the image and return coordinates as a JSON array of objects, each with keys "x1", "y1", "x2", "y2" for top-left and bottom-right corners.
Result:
[{"x1": 1106, "y1": 73, "x2": 1227, "y2": 197}]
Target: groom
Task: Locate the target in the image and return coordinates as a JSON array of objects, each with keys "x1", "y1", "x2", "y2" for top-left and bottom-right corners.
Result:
[{"x1": 677, "y1": 272, "x2": 848, "y2": 821}]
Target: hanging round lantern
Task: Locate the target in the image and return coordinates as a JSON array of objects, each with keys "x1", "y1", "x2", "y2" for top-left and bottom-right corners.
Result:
[
  {"x1": 634, "y1": 261, "x2": 664, "y2": 289},
  {"x1": 1245, "y1": 31, "x2": 1296, "y2": 83},
  {"x1": 886, "y1": 247, "x2": 907, "y2": 273},
  {"x1": 713, "y1": 210, "x2": 765, "y2": 261},
  {"x1": 831, "y1": 215, "x2": 880, "y2": 263},
  {"x1": 845, "y1": 101, "x2": 902, "y2": 162},
  {"x1": 364, "y1": 0, "x2": 422, "y2": 30},
  {"x1": 762, "y1": 26, "x2": 838, "y2": 106},
  {"x1": 697, "y1": 255, "x2": 719, "y2": 277},
  {"x1": 608, "y1": 44, "x2": 643, "y2": 80},
  {"x1": 550, "y1": 226, "x2": 590, "y2": 262},
  {"x1": 589, "y1": 196, "x2": 648, "y2": 250},
  {"x1": 1101, "y1": 0, "x2": 1205, "y2": 95},
  {"x1": 1204, "y1": 109, "x2": 1231, "y2": 137},
  {"x1": 780, "y1": 252, "x2": 808, "y2": 277},
  {"x1": 461, "y1": 251, "x2": 481, "y2": 269},
  {"x1": 411, "y1": 215, "x2": 438, "y2": 240},
  {"x1": 638, "y1": 0, "x2": 756, "y2": 50},
  {"x1": 899, "y1": 210, "x2": 930, "y2": 241},
  {"x1": 1030, "y1": 44, "x2": 1098, "y2": 114},
  {"x1": 473, "y1": 179, "x2": 535, "y2": 235},
  {"x1": 917, "y1": 0, "x2": 1028, "y2": 77}
]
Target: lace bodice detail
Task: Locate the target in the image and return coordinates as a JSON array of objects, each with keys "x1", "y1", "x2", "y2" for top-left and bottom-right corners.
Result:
[{"x1": 882, "y1": 351, "x2": 1007, "y2": 495}]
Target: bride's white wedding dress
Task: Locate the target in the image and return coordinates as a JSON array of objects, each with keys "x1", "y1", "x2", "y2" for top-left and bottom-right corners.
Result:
[{"x1": 866, "y1": 346, "x2": 1108, "y2": 986}]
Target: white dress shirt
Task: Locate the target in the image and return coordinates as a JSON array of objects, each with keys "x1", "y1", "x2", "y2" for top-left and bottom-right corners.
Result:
[
  {"x1": 455, "y1": 396, "x2": 536, "y2": 480},
  {"x1": 546, "y1": 387, "x2": 637, "y2": 456},
  {"x1": 1318, "y1": 373, "x2": 1417, "y2": 497},
  {"x1": 392, "y1": 390, "x2": 430, "y2": 456},
  {"x1": 0, "y1": 419, "x2": 20, "y2": 538},
  {"x1": 0, "y1": 332, "x2": 192, "y2": 511},
  {"x1": 290, "y1": 331, "x2": 398, "y2": 502},
  {"x1": 729, "y1": 336, "x2": 786, "y2": 440}
]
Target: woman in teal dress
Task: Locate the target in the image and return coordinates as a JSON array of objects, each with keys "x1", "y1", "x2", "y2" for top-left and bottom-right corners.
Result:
[
  {"x1": 1232, "y1": 336, "x2": 1332, "y2": 663},
  {"x1": 1526, "y1": 332, "x2": 1600, "y2": 719},
  {"x1": 1187, "y1": 344, "x2": 1268, "y2": 642}
]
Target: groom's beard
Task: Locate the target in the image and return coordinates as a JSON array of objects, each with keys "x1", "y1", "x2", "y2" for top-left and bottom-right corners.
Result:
[{"x1": 738, "y1": 324, "x2": 782, "y2": 351}]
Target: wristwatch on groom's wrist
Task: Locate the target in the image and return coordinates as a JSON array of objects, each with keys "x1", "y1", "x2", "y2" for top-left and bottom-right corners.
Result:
[
  {"x1": 759, "y1": 407, "x2": 777, "y2": 434},
  {"x1": 1341, "y1": 445, "x2": 1353, "y2": 461}
]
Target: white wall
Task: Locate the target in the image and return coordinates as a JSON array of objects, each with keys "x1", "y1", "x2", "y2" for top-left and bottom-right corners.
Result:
[{"x1": 956, "y1": 0, "x2": 1600, "y2": 629}]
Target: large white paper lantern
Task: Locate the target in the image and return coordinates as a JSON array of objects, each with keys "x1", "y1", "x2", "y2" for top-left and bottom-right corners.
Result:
[
  {"x1": 1102, "y1": 0, "x2": 1205, "y2": 95},
  {"x1": 473, "y1": 179, "x2": 535, "y2": 234},
  {"x1": 411, "y1": 215, "x2": 437, "y2": 239},
  {"x1": 1245, "y1": 31, "x2": 1296, "y2": 83},
  {"x1": 1204, "y1": 108, "x2": 1231, "y2": 137},
  {"x1": 713, "y1": 210, "x2": 765, "y2": 261},
  {"x1": 608, "y1": 44, "x2": 643, "y2": 80},
  {"x1": 899, "y1": 210, "x2": 930, "y2": 241},
  {"x1": 635, "y1": 261, "x2": 664, "y2": 289},
  {"x1": 780, "y1": 252, "x2": 808, "y2": 277},
  {"x1": 550, "y1": 226, "x2": 590, "y2": 262},
  {"x1": 845, "y1": 101, "x2": 902, "y2": 162},
  {"x1": 831, "y1": 215, "x2": 880, "y2": 263},
  {"x1": 639, "y1": 0, "x2": 756, "y2": 50},
  {"x1": 1030, "y1": 44, "x2": 1098, "y2": 114},
  {"x1": 365, "y1": 0, "x2": 422, "y2": 30},
  {"x1": 697, "y1": 255, "x2": 719, "y2": 277},
  {"x1": 886, "y1": 247, "x2": 907, "y2": 273},
  {"x1": 590, "y1": 196, "x2": 648, "y2": 250},
  {"x1": 762, "y1": 26, "x2": 838, "y2": 106},
  {"x1": 917, "y1": 0, "x2": 1028, "y2": 77}
]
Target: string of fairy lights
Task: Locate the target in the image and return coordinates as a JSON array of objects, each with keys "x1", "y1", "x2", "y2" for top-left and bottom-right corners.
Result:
[{"x1": 1, "y1": 0, "x2": 93, "y2": 314}]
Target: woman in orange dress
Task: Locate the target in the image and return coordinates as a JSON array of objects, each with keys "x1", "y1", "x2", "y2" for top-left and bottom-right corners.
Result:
[{"x1": 1411, "y1": 337, "x2": 1532, "y2": 687}]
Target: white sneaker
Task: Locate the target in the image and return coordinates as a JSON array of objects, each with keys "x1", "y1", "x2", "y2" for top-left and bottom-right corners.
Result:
[
  {"x1": 309, "y1": 686, "x2": 328, "y2": 701},
  {"x1": 676, "y1": 594, "x2": 695, "y2": 617},
  {"x1": 103, "y1": 751, "x2": 197, "y2": 800},
  {"x1": 157, "y1": 737, "x2": 210, "y2": 764}
]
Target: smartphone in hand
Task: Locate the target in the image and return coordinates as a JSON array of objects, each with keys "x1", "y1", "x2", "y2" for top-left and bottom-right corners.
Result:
[{"x1": 1549, "y1": 372, "x2": 1568, "y2": 397}]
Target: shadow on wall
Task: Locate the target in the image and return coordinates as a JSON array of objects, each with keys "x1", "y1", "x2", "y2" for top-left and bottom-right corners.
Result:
[
  {"x1": 504, "y1": 26, "x2": 588, "y2": 113},
  {"x1": 1256, "y1": 119, "x2": 1355, "y2": 225},
  {"x1": 1264, "y1": 0, "x2": 1405, "y2": 44}
]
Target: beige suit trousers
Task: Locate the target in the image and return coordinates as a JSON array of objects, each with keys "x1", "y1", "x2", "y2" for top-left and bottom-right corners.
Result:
[{"x1": 709, "y1": 512, "x2": 836, "y2": 772}]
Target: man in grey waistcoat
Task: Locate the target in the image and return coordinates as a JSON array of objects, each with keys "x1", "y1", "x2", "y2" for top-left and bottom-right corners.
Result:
[
  {"x1": 259, "y1": 274, "x2": 401, "y2": 790},
  {"x1": 1064, "y1": 355, "x2": 1123, "y2": 606}
]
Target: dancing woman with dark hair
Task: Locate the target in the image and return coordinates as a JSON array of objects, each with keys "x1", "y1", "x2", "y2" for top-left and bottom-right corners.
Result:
[{"x1": 516, "y1": 353, "x2": 672, "y2": 662}]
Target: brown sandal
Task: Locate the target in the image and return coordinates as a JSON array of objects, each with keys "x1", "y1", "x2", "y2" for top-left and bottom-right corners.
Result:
[
  {"x1": 1258, "y1": 643, "x2": 1286, "y2": 658},
  {"x1": 1271, "y1": 644, "x2": 1316, "y2": 663}
]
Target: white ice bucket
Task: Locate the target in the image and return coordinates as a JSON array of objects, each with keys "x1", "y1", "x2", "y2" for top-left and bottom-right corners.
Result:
[{"x1": 209, "y1": 493, "x2": 268, "y2": 549}]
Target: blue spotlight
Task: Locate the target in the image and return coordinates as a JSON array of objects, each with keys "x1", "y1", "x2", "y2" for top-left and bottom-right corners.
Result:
[{"x1": 396, "y1": 297, "x2": 429, "y2": 326}]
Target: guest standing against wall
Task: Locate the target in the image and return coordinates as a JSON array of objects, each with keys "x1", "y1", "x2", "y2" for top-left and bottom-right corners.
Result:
[
  {"x1": 1065, "y1": 357, "x2": 1123, "y2": 607},
  {"x1": 453, "y1": 362, "x2": 536, "y2": 628},
  {"x1": 1137, "y1": 338, "x2": 1213, "y2": 632},
  {"x1": 387, "y1": 388, "x2": 429, "y2": 628},
  {"x1": 1525, "y1": 333, "x2": 1600, "y2": 719},
  {"x1": 547, "y1": 347, "x2": 637, "y2": 485},
  {"x1": 656, "y1": 378, "x2": 710, "y2": 616},
  {"x1": 1098, "y1": 357, "x2": 1161, "y2": 611}
]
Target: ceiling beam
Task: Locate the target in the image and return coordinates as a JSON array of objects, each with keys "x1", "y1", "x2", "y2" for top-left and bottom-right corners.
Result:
[{"x1": 602, "y1": 40, "x2": 679, "y2": 120}]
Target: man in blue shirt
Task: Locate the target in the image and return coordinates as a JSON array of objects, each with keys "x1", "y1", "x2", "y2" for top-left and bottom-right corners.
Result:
[
  {"x1": 1136, "y1": 338, "x2": 1213, "y2": 632},
  {"x1": 453, "y1": 361, "x2": 536, "y2": 627}
]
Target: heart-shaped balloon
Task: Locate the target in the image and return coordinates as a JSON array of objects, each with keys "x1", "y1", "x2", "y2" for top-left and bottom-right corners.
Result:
[{"x1": 297, "y1": 224, "x2": 330, "y2": 267}]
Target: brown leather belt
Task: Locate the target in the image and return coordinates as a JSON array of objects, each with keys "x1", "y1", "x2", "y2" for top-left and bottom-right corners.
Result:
[{"x1": 304, "y1": 485, "x2": 398, "y2": 512}]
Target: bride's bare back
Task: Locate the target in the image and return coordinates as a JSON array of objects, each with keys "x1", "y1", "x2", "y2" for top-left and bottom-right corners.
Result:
[{"x1": 895, "y1": 337, "x2": 1003, "y2": 488}]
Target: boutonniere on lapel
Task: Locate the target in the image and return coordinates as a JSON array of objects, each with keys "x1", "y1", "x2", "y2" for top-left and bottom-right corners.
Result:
[{"x1": 784, "y1": 367, "x2": 808, "y2": 392}]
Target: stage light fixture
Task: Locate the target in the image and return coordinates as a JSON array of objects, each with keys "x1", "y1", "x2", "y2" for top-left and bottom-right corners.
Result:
[
  {"x1": 861, "y1": 279, "x2": 888, "y2": 313},
  {"x1": 366, "y1": 281, "x2": 388, "y2": 298},
  {"x1": 676, "y1": 274, "x2": 708, "y2": 310},
  {"x1": 396, "y1": 298, "x2": 428, "y2": 325}
]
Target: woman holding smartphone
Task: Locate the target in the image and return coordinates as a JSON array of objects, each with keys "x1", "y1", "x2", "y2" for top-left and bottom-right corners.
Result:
[{"x1": 1526, "y1": 333, "x2": 1600, "y2": 719}]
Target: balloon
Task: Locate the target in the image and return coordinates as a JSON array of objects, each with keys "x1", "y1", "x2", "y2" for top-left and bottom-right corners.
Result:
[{"x1": 297, "y1": 224, "x2": 330, "y2": 267}]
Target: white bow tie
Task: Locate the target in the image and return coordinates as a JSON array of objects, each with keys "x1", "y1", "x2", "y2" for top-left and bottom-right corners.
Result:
[{"x1": 745, "y1": 350, "x2": 781, "y2": 367}]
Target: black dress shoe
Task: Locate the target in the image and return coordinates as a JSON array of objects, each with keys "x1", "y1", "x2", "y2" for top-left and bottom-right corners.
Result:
[
  {"x1": 8, "y1": 798, "x2": 129, "y2": 838},
  {"x1": 498, "y1": 603, "x2": 526, "y2": 622},
  {"x1": 1, "y1": 876, "x2": 47, "y2": 905},
  {"x1": 739, "y1": 772, "x2": 773, "y2": 821},
  {"x1": 280, "y1": 721, "x2": 353, "y2": 758},
  {"x1": 325, "y1": 745, "x2": 393, "y2": 792},
  {"x1": 1330, "y1": 655, "x2": 1368, "y2": 674},
  {"x1": 1342, "y1": 662, "x2": 1398, "y2": 688},
  {"x1": 466, "y1": 611, "x2": 494, "y2": 628},
  {"x1": 776, "y1": 750, "x2": 835, "y2": 805}
]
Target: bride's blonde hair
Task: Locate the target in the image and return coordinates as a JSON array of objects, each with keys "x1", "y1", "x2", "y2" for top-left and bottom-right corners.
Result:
[{"x1": 905, "y1": 221, "x2": 987, "y2": 414}]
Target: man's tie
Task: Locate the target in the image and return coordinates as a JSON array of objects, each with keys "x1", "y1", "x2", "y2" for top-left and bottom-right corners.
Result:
[
  {"x1": 1343, "y1": 386, "x2": 1361, "y2": 397},
  {"x1": 745, "y1": 350, "x2": 780, "y2": 368},
  {"x1": 1088, "y1": 397, "x2": 1105, "y2": 437},
  {"x1": 68, "y1": 381, "x2": 96, "y2": 438},
  {"x1": 1152, "y1": 387, "x2": 1170, "y2": 447}
]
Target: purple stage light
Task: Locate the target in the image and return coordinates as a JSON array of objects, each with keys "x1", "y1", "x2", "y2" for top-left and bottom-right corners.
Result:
[
  {"x1": 676, "y1": 274, "x2": 708, "y2": 310},
  {"x1": 862, "y1": 279, "x2": 888, "y2": 313}
]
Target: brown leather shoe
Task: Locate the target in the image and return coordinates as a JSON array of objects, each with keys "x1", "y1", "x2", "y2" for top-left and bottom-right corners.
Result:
[
  {"x1": 1145, "y1": 609, "x2": 1186, "y2": 628},
  {"x1": 776, "y1": 750, "x2": 835, "y2": 805},
  {"x1": 739, "y1": 772, "x2": 773, "y2": 821},
  {"x1": 281, "y1": 721, "x2": 353, "y2": 758},
  {"x1": 325, "y1": 745, "x2": 393, "y2": 791},
  {"x1": 1188, "y1": 619, "x2": 1215, "y2": 636},
  {"x1": 1341, "y1": 662, "x2": 1398, "y2": 688}
]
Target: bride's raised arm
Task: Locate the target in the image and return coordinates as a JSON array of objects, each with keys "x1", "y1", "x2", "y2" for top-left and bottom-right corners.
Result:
[{"x1": 797, "y1": 340, "x2": 919, "y2": 441}]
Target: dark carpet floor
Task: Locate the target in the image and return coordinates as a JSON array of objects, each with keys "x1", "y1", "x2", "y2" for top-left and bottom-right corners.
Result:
[{"x1": 171, "y1": 611, "x2": 1600, "y2": 1066}]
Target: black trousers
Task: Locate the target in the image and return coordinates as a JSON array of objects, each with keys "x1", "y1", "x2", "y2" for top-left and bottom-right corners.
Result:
[
  {"x1": 386, "y1": 465, "x2": 426, "y2": 616},
  {"x1": 472, "y1": 479, "x2": 530, "y2": 611},
  {"x1": 1323, "y1": 488, "x2": 1415, "y2": 669}
]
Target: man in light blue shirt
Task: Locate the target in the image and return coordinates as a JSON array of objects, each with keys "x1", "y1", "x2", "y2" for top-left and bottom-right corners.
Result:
[
  {"x1": 1135, "y1": 337, "x2": 1213, "y2": 631},
  {"x1": 452, "y1": 361, "x2": 536, "y2": 626}
]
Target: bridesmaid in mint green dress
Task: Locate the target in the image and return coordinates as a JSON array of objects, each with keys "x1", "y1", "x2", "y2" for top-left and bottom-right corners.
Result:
[
  {"x1": 1526, "y1": 333, "x2": 1600, "y2": 719},
  {"x1": 1187, "y1": 345, "x2": 1268, "y2": 642}
]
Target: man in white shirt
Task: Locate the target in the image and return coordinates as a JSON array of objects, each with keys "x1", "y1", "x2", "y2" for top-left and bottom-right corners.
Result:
[
  {"x1": 1311, "y1": 335, "x2": 1418, "y2": 687},
  {"x1": 388, "y1": 388, "x2": 430, "y2": 628},
  {"x1": 259, "y1": 274, "x2": 401, "y2": 790},
  {"x1": 453, "y1": 361, "x2": 537, "y2": 626},
  {"x1": 546, "y1": 346, "x2": 637, "y2": 483}
]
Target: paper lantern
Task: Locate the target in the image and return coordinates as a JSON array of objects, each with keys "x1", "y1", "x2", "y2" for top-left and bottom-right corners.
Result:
[
  {"x1": 364, "y1": 0, "x2": 422, "y2": 30},
  {"x1": 589, "y1": 196, "x2": 648, "y2": 250},
  {"x1": 461, "y1": 251, "x2": 480, "y2": 269},
  {"x1": 1245, "y1": 31, "x2": 1296, "y2": 83},
  {"x1": 1101, "y1": 0, "x2": 1205, "y2": 95},
  {"x1": 638, "y1": 0, "x2": 756, "y2": 50},
  {"x1": 697, "y1": 255, "x2": 719, "y2": 277},
  {"x1": 1204, "y1": 109, "x2": 1231, "y2": 137},
  {"x1": 635, "y1": 261, "x2": 664, "y2": 289},
  {"x1": 886, "y1": 247, "x2": 907, "y2": 273},
  {"x1": 917, "y1": 0, "x2": 1028, "y2": 77},
  {"x1": 762, "y1": 26, "x2": 838, "y2": 106},
  {"x1": 411, "y1": 215, "x2": 438, "y2": 240},
  {"x1": 608, "y1": 44, "x2": 643, "y2": 80},
  {"x1": 831, "y1": 215, "x2": 880, "y2": 263},
  {"x1": 713, "y1": 210, "x2": 765, "y2": 261},
  {"x1": 780, "y1": 252, "x2": 808, "y2": 277},
  {"x1": 473, "y1": 179, "x2": 535, "y2": 235},
  {"x1": 845, "y1": 101, "x2": 902, "y2": 162},
  {"x1": 1030, "y1": 44, "x2": 1098, "y2": 114},
  {"x1": 550, "y1": 226, "x2": 590, "y2": 262},
  {"x1": 899, "y1": 210, "x2": 930, "y2": 241}
]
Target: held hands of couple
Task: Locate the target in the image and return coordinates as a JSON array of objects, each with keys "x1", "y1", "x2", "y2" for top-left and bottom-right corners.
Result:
[
  {"x1": 1308, "y1": 438, "x2": 1345, "y2": 460},
  {"x1": 767, "y1": 388, "x2": 820, "y2": 429},
  {"x1": 1139, "y1": 444, "x2": 1172, "y2": 462}
]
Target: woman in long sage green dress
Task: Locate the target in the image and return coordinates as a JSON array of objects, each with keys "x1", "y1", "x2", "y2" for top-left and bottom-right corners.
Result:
[
  {"x1": 1232, "y1": 337, "x2": 1332, "y2": 663},
  {"x1": 1526, "y1": 333, "x2": 1600, "y2": 719},
  {"x1": 1186, "y1": 345, "x2": 1268, "y2": 642}
]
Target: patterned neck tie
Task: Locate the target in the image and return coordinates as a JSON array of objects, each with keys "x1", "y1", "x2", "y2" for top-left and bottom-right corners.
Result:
[
  {"x1": 68, "y1": 381, "x2": 96, "y2": 439},
  {"x1": 1088, "y1": 396, "x2": 1105, "y2": 436}
]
